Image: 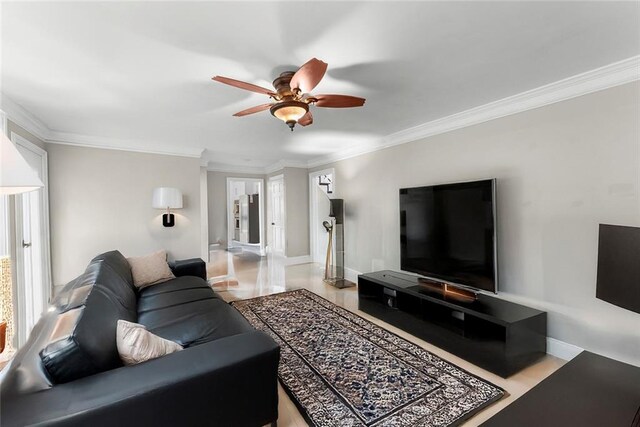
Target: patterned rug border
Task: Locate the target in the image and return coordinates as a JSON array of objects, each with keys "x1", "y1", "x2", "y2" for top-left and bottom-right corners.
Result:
[{"x1": 231, "y1": 289, "x2": 507, "y2": 426}]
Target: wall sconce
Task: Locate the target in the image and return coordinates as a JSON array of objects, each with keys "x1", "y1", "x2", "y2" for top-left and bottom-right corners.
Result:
[{"x1": 152, "y1": 187, "x2": 183, "y2": 227}]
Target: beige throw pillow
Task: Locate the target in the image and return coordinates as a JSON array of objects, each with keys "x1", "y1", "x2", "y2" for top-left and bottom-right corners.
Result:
[
  {"x1": 127, "y1": 250, "x2": 175, "y2": 289},
  {"x1": 116, "y1": 320, "x2": 182, "y2": 366}
]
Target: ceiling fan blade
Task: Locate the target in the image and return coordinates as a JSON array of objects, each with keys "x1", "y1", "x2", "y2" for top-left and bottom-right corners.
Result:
[
  {"x1": 212, "y1": 76, "x2": 276, "y2": 96},
  {"x1": 314, "y1": 94, "x2": 366, "y2": 108},
  {"x1": 290, "y1": 58, "x2": 328, "y2": 94},
  {"x1": 233, "y1": 103, "x2": 273, "y2": 117},
  {"x1": 298, "y1": 111, "x2": 313, "y2": 127}
]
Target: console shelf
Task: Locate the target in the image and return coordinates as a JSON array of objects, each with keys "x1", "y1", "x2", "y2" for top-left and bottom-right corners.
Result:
[{"x1": 358, "y1": 271, "x2": 547, "y2": 377}]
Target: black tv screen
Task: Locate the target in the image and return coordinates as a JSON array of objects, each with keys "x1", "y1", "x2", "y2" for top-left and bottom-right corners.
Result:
[
  {"x1": 400, "y1": 179, "x2": 497, "y2": 293},
  {"x1": 596, "y1": 224, "x2": 640, "y2": 314}
]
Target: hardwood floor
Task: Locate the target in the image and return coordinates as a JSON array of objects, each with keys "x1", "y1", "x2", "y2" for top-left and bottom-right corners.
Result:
[{"x1": 209, "y1": 249, "x2": 565, "y2": 427}]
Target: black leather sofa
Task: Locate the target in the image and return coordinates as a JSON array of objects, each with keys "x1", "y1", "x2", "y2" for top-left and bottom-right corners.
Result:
[{"x1": 0, "y1": 250, "x2": 280, "y2": 427}]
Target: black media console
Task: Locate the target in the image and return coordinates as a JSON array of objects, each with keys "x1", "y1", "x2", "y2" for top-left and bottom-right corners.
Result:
[{"x1": 358, "y1": 271, "x2": 547, "y2": 377}]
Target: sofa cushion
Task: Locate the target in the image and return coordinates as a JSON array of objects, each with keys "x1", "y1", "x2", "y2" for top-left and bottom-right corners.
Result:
[
  {"x1": 137, "y1": 277, "x2": 253, "y2": 347},
  {"x1": 8, "y1": 259, "x2": 124, "y2": 393},
  {"x1": 138, "y1": 275, "x2": 211, "y2": 297},
  {"x1": 84, "y1": 260, "x2": 137, "y2": 314},
  {"x1": 52, "y1": 250, "x2": 137, "y2": 315},
  {"x1": 0, "y1": 310, "x2": 58, "y2": 395},
  {"x1": 137, "y1": 276, "x2": 219, "y2": 313},
  {"x1": 127, "y1": 250, "x2": 175, "y2": 289},
  {"x1": 90, "y1": 250, "x2": 134, "y2": 287},
  {"x1": 39, "y1": 251, "x2": 138, "y2": 384},
  {"x1": 116, "y1": 320, "x2": 182, "y2": 366}
]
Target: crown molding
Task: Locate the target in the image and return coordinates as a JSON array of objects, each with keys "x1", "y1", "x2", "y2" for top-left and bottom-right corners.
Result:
[
  {"x1": 206, "y1": 163, "x2": 267, "y2": 175},
  {"x1": 306, "y1": 139, "x2": 384, "y2": 169},
  {"x1": 47, "y1": 131, "x2": 204, "y2": 158},
  {"x1": 3, "y1": 55, "x2": 638, "y2": 170},
  {"x1": 0, "y1": 95, "x2": 52, "y2": 142},
  {"x1": 206, "y1": 158, "x2": 309, "y2": 175},
  {"x1": 264, "y1": 159, "x2": 308, "y2": 174},
  {"x1": 307, "y1": 55, "x2": 640, "y2": 169},
  {"x1": 383, "y1": 55, "x2": 640, "y2": 148},
  {"x1": 1, "y1": 93, "x2": 204, "y2": 159}
]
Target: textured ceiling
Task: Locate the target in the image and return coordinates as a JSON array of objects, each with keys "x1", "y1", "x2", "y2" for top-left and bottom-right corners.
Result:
[{"x1": 1, "y1": 1, "x2": 639, "y2": 168}]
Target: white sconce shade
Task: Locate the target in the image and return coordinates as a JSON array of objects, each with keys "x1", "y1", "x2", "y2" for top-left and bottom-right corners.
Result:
[
  {"x1": 152, "y1": 187, "x2": 183, "y2": 228},
  {"x1": 0, "y1": 133, "x2": 44, "y2": 195},
  {"x1": 152, "y1": 187, "x2": 183, "y2": 209}
]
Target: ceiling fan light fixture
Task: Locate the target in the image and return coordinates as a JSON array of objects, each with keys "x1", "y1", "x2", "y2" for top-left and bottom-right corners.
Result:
[
  {"x1": 270, "y1": 101, "x2": 308, "y2": 131},
  {"x1": 213, "y1": 58, "x2": 365, "y2": 130}
]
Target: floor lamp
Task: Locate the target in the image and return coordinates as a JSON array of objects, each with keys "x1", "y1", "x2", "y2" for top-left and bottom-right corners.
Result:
[{"x1": 0, "y1": 132, "x2": 44, "y2": 353}]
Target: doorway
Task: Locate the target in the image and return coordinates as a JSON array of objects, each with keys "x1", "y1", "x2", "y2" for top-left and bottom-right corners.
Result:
[
  {"x1": 268, "y1": 175, "x2": 286, "y2": 254},
  {"x1": 309, "y1": 168, "x2": 334, "y2": 264},
  {"x1": 226, "y1": 178, "x2": 265, "y2": 256},
  {"x1": 11, "y1": 133, "x2": 52, "y2": 347}
]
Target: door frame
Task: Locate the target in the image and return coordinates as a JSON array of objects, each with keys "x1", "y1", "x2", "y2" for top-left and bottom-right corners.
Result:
[
  {"x1": 226, "y1": 177, "x2": 265, "y2": 256},
  {"x1": 11, "y1": 132, "x2": 52, "y2": 345},
  {"x1": 309, "y1": 168, "x2": 335, "y2": 264},
  {"x1": 267, "y1": 174, "x2": 286, "y2": 254}
]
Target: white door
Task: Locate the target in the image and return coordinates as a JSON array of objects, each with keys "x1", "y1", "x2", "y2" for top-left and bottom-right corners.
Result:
[
  {"x1": 238, "y1": 194, "x2": 249, "y2": 243},
  {"x1": 312, "y1": 185, "x2": 332, "y2": 263},
  {"x1": 12, "y1": 134, "x2": 51, "y2": 346},
  {"x1": 269, "y1": 176, "x2": 285, "y2": 254}
]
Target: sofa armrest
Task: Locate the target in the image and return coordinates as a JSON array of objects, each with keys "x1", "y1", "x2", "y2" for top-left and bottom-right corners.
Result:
[
  {"x1": 1, "y1": 331, "x2": 280, "y2": 427},
  {"x1": 169, "y1": 258, "x2": 206, "y2": 280}
]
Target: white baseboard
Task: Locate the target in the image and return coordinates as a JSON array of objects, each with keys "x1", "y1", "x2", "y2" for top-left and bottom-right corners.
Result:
[
  {"x1": 344, "y1": 267, "x2": 362, "y2": 284},
  {"x1": 546, "y1": 337, "x2": 583, "y2": 361},
  {"x1": 284, "y1": 255, "x2": 312, "y2": 266}
]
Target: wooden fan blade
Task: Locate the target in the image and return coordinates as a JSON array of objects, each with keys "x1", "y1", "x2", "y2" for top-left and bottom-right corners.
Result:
[
  {"x1": 212, "y1": 76, "x2": 276, "y2": 96},
  {"x1": 233, "y1": 103, "x2": 273, "y2": 117},
  {"x1": 290, "y1": 58, "x2": 328, "y2": 94},
  {"x1": 298, "y1": 111, "x2": 313, "y2": 127},
  {"x1": 314, "y1": 94, "x2": 366, "y2": 108}
]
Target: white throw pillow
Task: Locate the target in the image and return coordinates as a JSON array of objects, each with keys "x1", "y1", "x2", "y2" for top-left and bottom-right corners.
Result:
[
  {"x1": 116, "y1": 320, "x2": 182, "y2": 366},
  {"x1": 127, "y1": 250, "x2": 175, "y2": 289}
]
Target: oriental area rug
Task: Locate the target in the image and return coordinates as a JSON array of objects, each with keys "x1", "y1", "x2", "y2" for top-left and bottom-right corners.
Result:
[{"x1": 231, "y1": 289, "x2": 505, "y2": 426}]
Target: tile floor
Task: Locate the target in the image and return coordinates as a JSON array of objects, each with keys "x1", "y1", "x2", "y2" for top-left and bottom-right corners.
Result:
[{"x1": 209, "y1": 249, "x2": 565, "y2": 427}]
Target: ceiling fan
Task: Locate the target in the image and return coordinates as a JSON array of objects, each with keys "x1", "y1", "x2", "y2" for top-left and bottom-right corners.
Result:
[{"x1": 212, "y1": 58, "x2": 365, "y2": 131}]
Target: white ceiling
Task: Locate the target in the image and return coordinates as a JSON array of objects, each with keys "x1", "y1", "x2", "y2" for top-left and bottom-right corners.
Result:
[{"x1": 1, "y1": 2, "x2": 639, "y2": 169}]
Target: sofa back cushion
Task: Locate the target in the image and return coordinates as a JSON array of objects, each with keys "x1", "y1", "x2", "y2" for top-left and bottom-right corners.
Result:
[
  {"x1": 0, "y1": 310, "x2": 58, "y2": 395},
  {"x1": 39, "y1": 250, "x2": 138, "y2": 384},
  {"x1": 90, "y1": 250, "x2": 134, "y2": 287}
]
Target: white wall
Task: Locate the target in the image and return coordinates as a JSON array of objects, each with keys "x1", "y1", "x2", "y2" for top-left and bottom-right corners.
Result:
[
  {"x1": 48, "y1": 144, "x2": 202, "y2": 285},
  {"x1": 312, "y1": 82, "x2": 640, "y2": 366},
  {"x1": 199, "y1": 166, "x2": 209, "y2": 261}
]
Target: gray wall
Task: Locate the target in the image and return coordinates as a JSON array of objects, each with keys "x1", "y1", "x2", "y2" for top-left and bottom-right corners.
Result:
[
  {"x1": 206, "y1": 171, "x2": 265, "y2": 246},
  {"x1": 311, "y1": 82, "x2": 640, "y2": 366},
  {"x1": 283, "y1": 167, "x2": 310, "y2": 258},
  {"x1": 48, "y1": 144, "x2": 202, "y2": 285}
]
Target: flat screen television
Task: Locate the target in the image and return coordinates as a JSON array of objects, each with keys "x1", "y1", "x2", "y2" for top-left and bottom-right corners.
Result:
[{"x1": 399, "y1": 179, "x2": 497, "y2": 293}]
